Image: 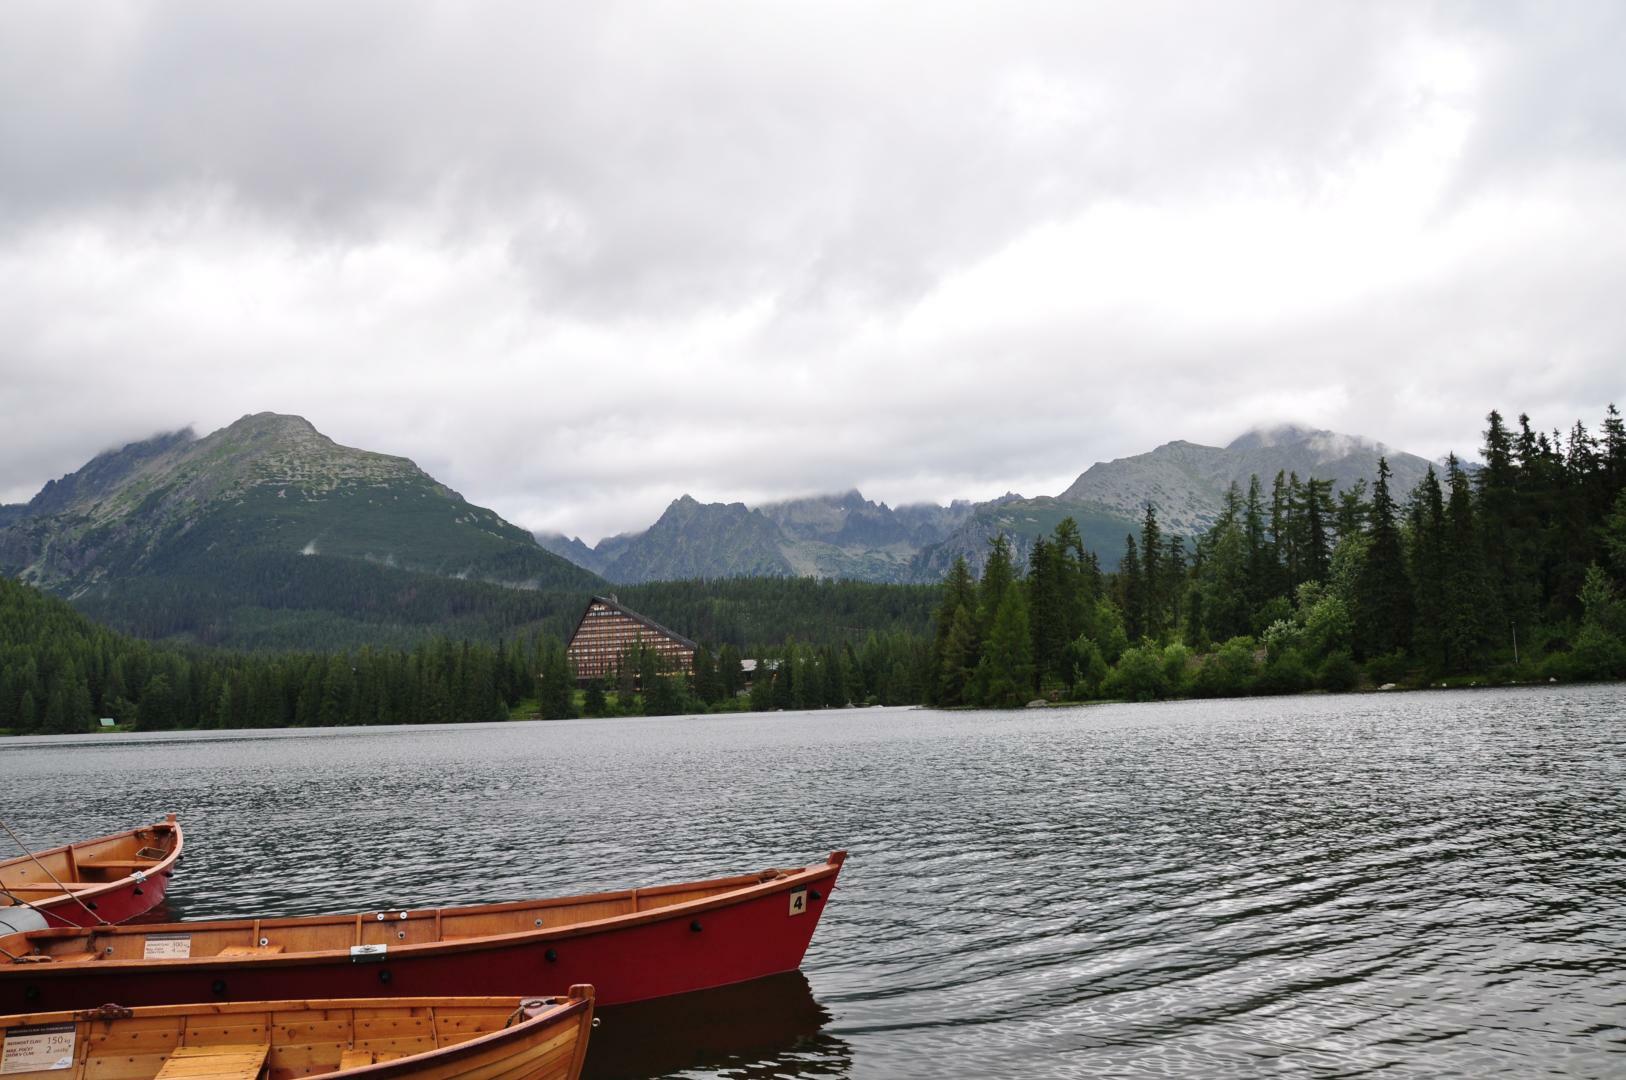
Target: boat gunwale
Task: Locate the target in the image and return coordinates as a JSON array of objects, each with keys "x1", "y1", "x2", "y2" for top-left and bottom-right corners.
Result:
[
  {"x1": 3, "y1": 852, "x2": 845, "y2": 975},
  {"x1": 0, "y1": 817, "x2": 183, "y2": 913}
]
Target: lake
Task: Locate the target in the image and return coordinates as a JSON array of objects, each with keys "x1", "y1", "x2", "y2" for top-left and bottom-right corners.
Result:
[{"x1": 2, "y1": 684, "x2": 1623, "y2": 1077}]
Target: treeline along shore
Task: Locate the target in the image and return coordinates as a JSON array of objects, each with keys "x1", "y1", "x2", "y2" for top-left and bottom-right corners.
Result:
[{"x1": 4, "y1": 405, "x2": 1626, "y2": 733}]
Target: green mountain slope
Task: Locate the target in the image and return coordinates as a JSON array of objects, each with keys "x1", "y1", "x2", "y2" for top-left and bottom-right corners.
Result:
[
  {"x1": 0, "y1": 413, "x2": 602, "y2": 647},
  {"x1": 0, "y1": 413, "x2": 599, "y2": 593}
]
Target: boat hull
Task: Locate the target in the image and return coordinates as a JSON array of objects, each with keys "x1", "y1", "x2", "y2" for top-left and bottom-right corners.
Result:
[
  {"x1": 0, "y1": 855, "x2": 844, "y2": 1014},
  {"x1": 0, "y1": 991, "x2": 594, "y2": 1080},
  {"x1": 0, "y1": 818, "x2": 183, "y2": 929},
  {"x1": 41, "y1": 868, "x2": 174, "y2": 928}
]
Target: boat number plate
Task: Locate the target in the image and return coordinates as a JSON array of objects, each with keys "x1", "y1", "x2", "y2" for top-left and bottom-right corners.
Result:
[
  {"x1": 143, "y1": 933, "x2": 192, "y2": 960},
  {"x1": 1, "y1": 1022, "x2": 76, "y2": 1074},
  {"x1": 350, "y1": 944, "x2": 389, "y2": 962},
  {"x1": 788, "y1": 888, "x2": 808, "y2": 917}
]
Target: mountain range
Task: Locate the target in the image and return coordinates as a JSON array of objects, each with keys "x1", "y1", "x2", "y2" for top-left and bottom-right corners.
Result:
[
  {"x1": 539, "y1": 423, "x2": 1437, "y2": 582},
  {"x1": 0, "y1": 414, "x2": 1439, "y2": 645}
]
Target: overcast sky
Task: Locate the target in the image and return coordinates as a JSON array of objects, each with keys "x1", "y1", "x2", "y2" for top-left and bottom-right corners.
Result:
[{"x1": 2, "y1": 2, "x2": 1623, "y2": 542}]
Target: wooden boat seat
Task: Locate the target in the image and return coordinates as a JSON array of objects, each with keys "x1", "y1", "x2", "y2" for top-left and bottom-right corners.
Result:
[
  {"x1": 217, "y1": 945, "x2": 284, "y2": 956},
  {"x1": 155, "y1": 1044, "x2": 269, "y2": 1080},
  {"x1": 76, "y1": 858, "x2": 163, "y2": 870}
]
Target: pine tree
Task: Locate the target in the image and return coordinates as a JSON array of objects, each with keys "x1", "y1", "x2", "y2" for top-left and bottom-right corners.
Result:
[
  {"x1": 1602, "y1": 403, "x2": 1626, "y2": 501},
  {"x1": 717, "y1": 644, "x2": 744, "y2": 698},
  {"x1": 1244, "y1": 476, "x2": 1273, "y2": 613},
  {"x1": 1441, "y1": 456, "x2": 1496, "y2": 672},
  {"x1": 1163, "y1": 535, "x2": 1187, "y2": 635},
  {"x1": 691, "y1": 645, "x2": 720, "y2": 704},
  {"x1": 975, "y1": 589, "x2": 1034, "y2": 707},
  {"x1": 1051, "y1": 517, "x2": 1091, "y2": 645},
  {"x1": 1271, "y1": 471, "x2": 1292, "y2": 590},
  {"x1": 1025, "y1": 536, "x2": 1067, "y2": 689},
  {"x1": 1119, "y1": 535, "x2": 1144, "y2": 642},
  {"x1": 1335, "y1": 480, "x2": 1369, "y2": 543},
  {"x1": 1409, "y1": 466, "x2": 1447, "y2": 672},
  {"x1": 929, "y1": 557, "x2": 978, "y2": 704},
  {"x1": 977, "y1": 536, "x2": 1016, "y2": 637},
  {"x1": 537, "y1": 638, "x2": 578, "y2": 720},
  {"x1": 1140, "y1": 504, "x2": 1163, "y2": 639},
  {"x1": 1302, "y1": 478, "x2": 1334, "y2": 583},
  {"x1": 1353, "y1": 457, "x2": 1413, "y2": 660}
]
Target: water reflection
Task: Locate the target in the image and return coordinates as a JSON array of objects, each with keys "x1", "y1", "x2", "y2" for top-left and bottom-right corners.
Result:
[{"x1": 586, "y1": 972, "x2": 848, "y2": 1079}]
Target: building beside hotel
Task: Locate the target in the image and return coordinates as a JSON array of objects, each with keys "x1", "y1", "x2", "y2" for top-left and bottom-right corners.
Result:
[{"x1": 565, "y1": 595, "x2": 697, "y2": 683}]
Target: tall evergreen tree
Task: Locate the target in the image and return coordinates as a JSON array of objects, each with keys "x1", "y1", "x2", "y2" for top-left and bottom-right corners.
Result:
[
  {"x1": 978, "y1": 536, "x2": 1016, "y2": 638},
  {"x1": 929, "y1": 557, "x2": 978, "y2": 704},
  {"x1": 1409, "y1": 466, "x2": 1447, "y2": 672},
  {"x1": 1119, "y1": 535, "x2": 1145, "y2": 642},
  {"x1": 537, "y1": 637, "x2": 578, "y2": 720},
  {"x1": 1244, "y1": 476, "x2": 1273, "y2": 612},
  {"x1": 1441, "y1": 456, "x2": 1496, "y2": 672},
  {"x1": 1140, "y1": 504, "x2": 1164, "y2": 639},
  {"x1": 975, "y1": 589, "x2": 1035, "y2": 707},
  {"x1": 1301, "y1": 478, "x2": 1334, "y2": 583},
  {"x1": 1353, "y1": 457, "x2": 1413, "y2": 660},
  {"x1": 1026, "y1": 536, "x2": 1068, "y2": 689}
]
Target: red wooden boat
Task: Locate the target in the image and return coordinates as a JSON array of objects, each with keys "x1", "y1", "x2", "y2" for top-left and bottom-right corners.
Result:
[
  {"x1": 0, "y1": 988, "x2": 595, "y2": 1080},
  {"x1": 0, "y1": 817, "x2": 182, "y2": 928},
  {"x1": 0, "y1": 851, "x2": 845, "y2": 1014}
]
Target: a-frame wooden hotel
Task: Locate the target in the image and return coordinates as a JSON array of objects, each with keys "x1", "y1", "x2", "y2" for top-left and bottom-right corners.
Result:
[{"x1": 565, "y1": 595, "x2": 697, "y2": 684}]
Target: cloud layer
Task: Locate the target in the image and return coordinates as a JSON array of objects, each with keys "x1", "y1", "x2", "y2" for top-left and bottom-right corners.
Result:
[{"x1": 2, "y1": 1, "x2": 1623, "y2": 540}]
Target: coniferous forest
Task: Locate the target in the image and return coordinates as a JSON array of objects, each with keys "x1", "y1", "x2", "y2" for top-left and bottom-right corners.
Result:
[
  {"x1": 0, "y1": 573, "x2": 935, "y2": 732},
  {"x1": 4, "y1": 405, "x2": 1625, "y2": 734},
  {"x1": 926, "y1": 407, "x2": 1626, "y2": 706}
]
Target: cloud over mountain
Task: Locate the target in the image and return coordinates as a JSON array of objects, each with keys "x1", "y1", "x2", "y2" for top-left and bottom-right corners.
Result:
[{"x1": 2, "y1": 3, "x2": 1623, "y2": 541}]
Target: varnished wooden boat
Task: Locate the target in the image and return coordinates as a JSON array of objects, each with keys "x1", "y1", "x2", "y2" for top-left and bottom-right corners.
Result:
[
  {"x1": 0, "y1": 818, "x2": 183, "y2": 928},
  {"x1": 0, "y1": 852, "x2": 845, "y2": 1014},
  {"x1": 0, "y1": 988, "x2": 594, "y2": 1080}
]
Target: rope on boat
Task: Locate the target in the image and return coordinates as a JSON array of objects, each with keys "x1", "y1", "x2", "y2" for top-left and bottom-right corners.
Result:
[{"x1": 0, "y1": 818, "x2": 111, "y2": 926}]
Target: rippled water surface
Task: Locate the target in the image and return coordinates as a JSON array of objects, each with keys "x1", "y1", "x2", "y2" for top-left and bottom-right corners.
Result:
[{"x1": 3, "y1": 685, "x2": 1625, "y2": 1077}]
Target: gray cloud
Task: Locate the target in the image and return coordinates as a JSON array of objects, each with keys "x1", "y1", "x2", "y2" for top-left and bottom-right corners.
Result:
[{"x1": 1, "y1": 1, "x2": 1623, "y2": 541}]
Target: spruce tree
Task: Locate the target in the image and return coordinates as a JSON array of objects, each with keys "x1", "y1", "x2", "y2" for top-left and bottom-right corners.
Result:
[
  {"x1": 975, "y1": 589, "x2": 1035, "y2": 707},
  {"x1": 938, "y1": 606, "x2": 977, "y2": 707},
  {"x1": 1025, "y1": 536, "x2": 1066, "y2": 689},
  {"x1": 1163, "y1": 535, "x2": 1187, "y2": 635},
  {"x1": 1353, "y1": 457, "x2": 1413, "y2": 660},
  {"x1": 1409, "y1": 466, "x2": 1447, "y2": 672},
  {"x1": 537, "y1": 638, "x2": 578, "y2": 720},
  {"x1": 1601, "y1": 403, "x2": 1626, "y2": 500},
  {"x1": 1140, "y1": 504, "x2": 1163, "y2": 639},
  {"x1": 1302, "y1": 478, "x2": 1334, "y2": 583},
  {"x1": 930, "y1": 557, "x2": 978, "y2": 704},
  {"x1": 1119, "y1": 535, "x2": 1144, "y2": 642},
  {"x1": 1442, "y1": 456, "x2": 1495, "y2": 671},
  {"x1": 1244, "y1": 476, "x2": 1273, "y2": 613},
  {"x1": 978, "y1": 536, "x2": 1016, "y2": 637}
]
